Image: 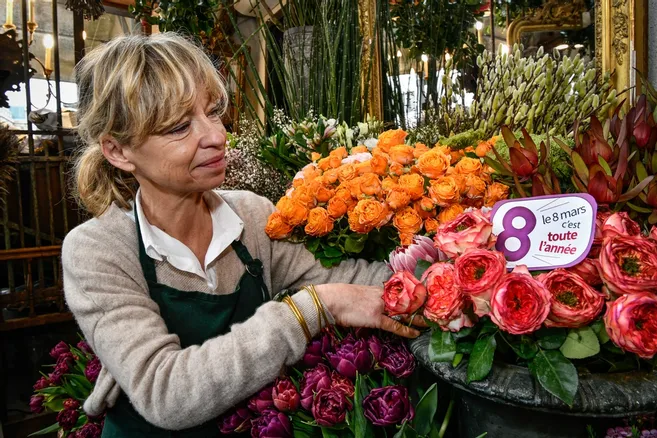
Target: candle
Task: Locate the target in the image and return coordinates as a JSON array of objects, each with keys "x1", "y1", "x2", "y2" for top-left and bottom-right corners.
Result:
[
  {"x1": 29, "y1": 0, "x2": 34, "y2": 23},
  {"x1": 475, "y1": 21, "x2": 484, "y2": 45},
  {"x1": 5, "y1": 0, "x2": 13, "y2": 26},
  {"x1": 43, "y1": 34, "x2": 54, "y2": 71}
]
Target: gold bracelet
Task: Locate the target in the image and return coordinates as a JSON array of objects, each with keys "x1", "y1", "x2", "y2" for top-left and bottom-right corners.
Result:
[
  {"x1": 305, "y1": 284, "x2": 331, "y2": 331},
  {"x1": 283, "y1": 296, "x2": 312, "y2": 343}
]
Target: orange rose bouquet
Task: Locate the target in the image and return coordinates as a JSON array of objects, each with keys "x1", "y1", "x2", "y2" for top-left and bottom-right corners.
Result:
[{"x1": 265, "y1": 129, "x2": 507, "y2": 267}]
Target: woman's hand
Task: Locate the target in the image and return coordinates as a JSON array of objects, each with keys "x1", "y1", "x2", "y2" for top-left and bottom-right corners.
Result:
[{"x1": 314, "y1": 284, "x2": 422, "y2": 338}]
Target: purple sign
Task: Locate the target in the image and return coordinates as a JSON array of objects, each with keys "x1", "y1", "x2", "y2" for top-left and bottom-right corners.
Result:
[{"x1": 490, "y1": 194, "x2": 597, "y2": 270}]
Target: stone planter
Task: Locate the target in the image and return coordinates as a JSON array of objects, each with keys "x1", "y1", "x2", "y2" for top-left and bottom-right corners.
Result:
[{"x1": 410, "y1": 332, "x2": 657, "y2": 438}]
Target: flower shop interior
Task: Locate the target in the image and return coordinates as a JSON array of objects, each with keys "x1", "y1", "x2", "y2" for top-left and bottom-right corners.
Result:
[{"x1": 1, "y1": 0, "x2": 657, "y2": 437}]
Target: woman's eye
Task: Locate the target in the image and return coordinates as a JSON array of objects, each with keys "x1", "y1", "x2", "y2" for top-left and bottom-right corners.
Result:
[
  {"x1": 168, "y1": 123, "x2": 190, "y2": 135},
  {"x1": 208, "y1": 107, "x2": 222, "y2": 119}
]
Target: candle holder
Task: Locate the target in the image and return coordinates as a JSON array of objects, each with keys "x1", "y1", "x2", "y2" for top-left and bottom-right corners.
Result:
[{"x1": 2, "y1": 22, "x2": 16, "y2": 30}]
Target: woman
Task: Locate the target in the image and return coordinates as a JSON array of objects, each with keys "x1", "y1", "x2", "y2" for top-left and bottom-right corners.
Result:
[{"x1": 63, "y1": 33, "x2": 419, "y2": 437}]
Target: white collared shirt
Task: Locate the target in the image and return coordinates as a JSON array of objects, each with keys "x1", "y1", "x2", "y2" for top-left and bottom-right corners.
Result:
[{"x1": 125, "y1": 190, "x2": 244, "y2": 290}]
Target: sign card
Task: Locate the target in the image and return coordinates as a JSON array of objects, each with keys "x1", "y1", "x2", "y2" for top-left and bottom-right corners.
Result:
[{"x1": 490, "y1": 194, "x2": 597, "y2": 270}]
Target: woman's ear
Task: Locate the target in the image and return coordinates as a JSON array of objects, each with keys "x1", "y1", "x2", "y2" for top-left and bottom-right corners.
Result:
[{"x1": 100, "y1": 135, "x2": 136, "y2": 173}]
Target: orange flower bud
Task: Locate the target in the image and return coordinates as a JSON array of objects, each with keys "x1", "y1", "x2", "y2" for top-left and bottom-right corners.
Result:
[
  {"x1": 304, "y1": 207, "x2": 335, "y2": 237},
  {"x1": 399, "y1": 232, "x2": 414, "y2": 246},
  {"x1": 386, "y1": 188, "x2": 412, "y2": 210},
  {"x1": 389, "y1": 161, "x2": 404, "y2": 176},
  {"x1": 327, "y1": 197, "x2": 349, "y2": 219},
  {"x1": 424, "y1": 218, "x2": 439, "y2": 235},
  {"x1": 484, "y1": 182, "x2": 510, "y2": 207},
  {"x1": 429, "y1": 176, "x2": 460, "y2": 207},
  {"x1": 370, "y1": 155, "x2": 389, "y2": 175},
  {"x1": 393, "y1": 206, "x2": 424, "y2": 235},
  {"x1": 414, "y1": 198, "x2": 436, "y2": 219},
  {"x1": 322, "y1": 169, "x2": 340, "y2": 185},
  {"x1": 398, "y1": 173, "x2": 425, "y2": 200},
  {"x1": 265, "y1": 212, "x2": 295, "y2": 239},
  {"x1": 276, "y1": 197, "x2": 309, "y2": 227},
  {"x1": 413, "y1": 142, "x2": 430, "y2": 158}
]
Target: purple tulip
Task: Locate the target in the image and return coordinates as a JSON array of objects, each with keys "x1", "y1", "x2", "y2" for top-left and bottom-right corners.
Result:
[
  {"x1": 57, "y1": 408, "x2": 80, "y2": 430},
  {"x1": 248, "y1": 385, "x2": 275, "y2": 413},
  {"x1": 85, "y1": 356, "x2": 102, "y2": 383},
  {"x1": 63, "y1": 398, "x2": 80, "y2": 410},
  {"x1": 74, "y1": 422, "x2": 103, "y2": 438},
  {"x1": 326, "y1": 335, "x2": 372, "y2": 380},
  {"x1": 50, "y1": 341, "x2": 70, "y2": 360},
  {"x1": 29, "y1": 395, "x2": 44, "y2": 414},
  {"x1": 300, "y1": 364, "x2": 332, "y2": 410},
  {"x1": 363, "y1": 386, "x2": 414, "y2": 426},
  {"x1": 387, "y1": 235, "x2": 445, "y2": 274},
  {"x1": 272, "y1": 378, "x2": 300, "y2": 412},
  {"x1": 77, "y1": 340, "x2": 94, "y2": 355},
  {"x1": 48, "y1": 369, "x2": 63, "y2": 385},
  {"x1": 33, "y1": 376, "x2": 51, "y2": 391},
  {"x1": 311, "y1": 387, "x2": 352, "y2": 427},
  {"x1": 218, "y1": 406, "x2": 252, "y2": 434},
  {"x1": 250, "y1": 410, "x2": 293, "y2": 438},
  {"x1": 302, "y1": 333, "x2": 334, "y2": 367},
  {"x1": 368, "y1": 335, "x2": 416, "y2": 379},
  {"x1": 55, "y1": 352, "x2": 74, "y2": 374},
  {"x1": 330, "y1": 371, "x2": 354, "y2": 398}
]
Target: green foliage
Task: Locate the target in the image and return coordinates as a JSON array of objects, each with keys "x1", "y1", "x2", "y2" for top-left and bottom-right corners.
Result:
[{"x1": 130, "y1": 0, "x2": 220, "y2": 42}]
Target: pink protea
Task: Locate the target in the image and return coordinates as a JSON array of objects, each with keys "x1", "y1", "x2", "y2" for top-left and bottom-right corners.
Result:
[{"x1": 387, "y1": 235, "x2": 444, "y2": 274}]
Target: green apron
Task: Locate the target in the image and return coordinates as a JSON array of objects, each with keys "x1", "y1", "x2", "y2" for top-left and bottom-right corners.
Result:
[{"x1": 101, "y1": 211, "x2": 269, "y2": 437}]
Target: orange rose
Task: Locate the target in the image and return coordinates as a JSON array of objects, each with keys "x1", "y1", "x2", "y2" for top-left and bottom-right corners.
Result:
[
  {"x1": 389, "y1": 162, "x2": 404, "y2": 176},
  {"x1": 463, "y1": 174, "x2": 486, "y2": 199},
  {"x1": 425, "y1": 218, "x2": 439, "y2": 235},
  {"x1": 265, "y1": 212, "x2": 295, "y2": 239},
  {"x1": 414, "y1": 198, "x2": 436, "y2": 219},
  {"x1": 351, "y1": 145, "x2": 368, "y2": 154},
  {"x1": 417, "y1": 149, "x2": 450, "y2": 179},
  {"x1": 276, "y1": 197, "x2": 309, "y2": 227},
  {"x1": 293, "y1": 178, "x2": 304, "y2": 188},
  {"x1": 413, "y1": 142, "x2": 430, "y2": 158},
  {"x1": 317, "y1": 158, "x2": 331, "y2": 171},
  {"x1": 386, "y1": 188, "x2": 412, "y2": 210},
  {"x1": 334, "y1": 187, "x2": 356, "y2": 207},
  {"x1": 382, "y1": 177, "x2": 398, "y2": 193},
  {"x1": 348, "y1": 177, "x2": 364, "y2": 199},
  {"x1": 438, "y1": 203, "x2": 465, "y2": 224},
  {"x1": 304, "y1": 207, "x2": 335, "y2": 237},
  {"x1": 348, "y1": 199, "x2": 391, "y2": 233},
  {"x1": 455, "y1": 157, "x2": 483, "y2": 176},
  {"x1": 303, "y1": 165, "x2": 322, "y2": 181},
  {"x1": 484, "y1": 182, "x2": 510, "y2": 207},
  {"x1": 393, "y1": 206, "x2": 423, "y2": 235},
  {"x1": 290, "y1": 184, "x2": 316, "y2": 208},
  {"x1": 370, "y1": 155, "x2": 388, "y2": 175},
  {"x1": 450, "y1": 150, "x2": 463, "y2": 164},
  {"x1": 377, "y1": 129, "x2": 407, "y2": 153},
  {"x1": 338, "y1": 164, "x2": 358, "y2": 182},
  {"x1": 329, "y1": 155, "x2": 343, "y2": 169},
  {"x1": 429, "y1": 176, "x2": 460, "y2": 207},
  {"x1": 355, "y1": 161, "x2": 372, "y2": 175},
  {"x1": 451, "y1": 173, "x2": 467, "y2": 194},
  {"x1": 310, "y1": 180, "x2": 336, "y2": 203},
  {"x1": 322, "y1": 168, "x2": 339, "y2": 185},
  {"x1": 398, "y1": 173, "x2": 425, "y2": 200},
  {"x1": 359, "y1": 173, "x2": 383, "y2": 197},
  {"x1": 475, "y1": 141, "x2": 492, "y2": 157},
  {"x1": 399, "y1": 232, "x2": 414, "y2": 246},
  {"x1": 327, "y1": 197, "x2": 349, "y2": 218},
  {"x1": 311, "y1": 152, "x2": 322, "y2": 162},
  {"x1": 435, "y1": 145, "x2": 451, "y2": 156},
  {"x1": 330, "y1": 146, "x2": 348, "y2": 159},
  {"x1": 389, "y1": 145, "x2": 415, "y2": 165}
]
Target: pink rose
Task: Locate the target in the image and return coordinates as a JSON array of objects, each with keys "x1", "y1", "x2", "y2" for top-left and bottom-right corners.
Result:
[
  {"x1": 601, "y1": 212, "x2": 641, "y2": 240},
  {"x1": 568, "y1": 258, "x2": 602, "y2": 287},
  {"x1": 604, "y1": 292, "x2": 657, "y2": 359},
  {"x1": 650, "y1": 225, "x2": 657, "y2": 241},
  {"x1": 383, "y1": 271, "x2": 427, "y2": 316},
  {"x1": 433, "y1": 210, "x2": 495, "y2": 259},
  {"x1": 454, "y1": 249, "x2": 507, "y2": 316},
  {"x1": 489, "y1": 265, "x2": 551, "y2": 335},
  {"x1": 538, "y1": 269, "x2": 605, "y2": 328},
  {"x1": 599, "y1": 235, "x2": 657, "y2": 296},
  {"x1": 422, "y1": 263, "x2": 474, "y2": 332},
  {"x1": 590, "y1": 211, "x2": 613, "y2": 258}
]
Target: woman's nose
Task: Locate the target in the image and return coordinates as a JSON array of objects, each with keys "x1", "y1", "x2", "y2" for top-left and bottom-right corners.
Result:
[{"x1": 198, "y1": 116, "x2": 226, "y2": 149}]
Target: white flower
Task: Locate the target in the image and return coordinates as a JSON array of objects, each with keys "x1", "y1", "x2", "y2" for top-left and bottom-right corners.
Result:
[
  {"x1": 364, "y1": 138, "x2": 378, "y2": 150},
  {"x1": 357, "y1": 122, "x2": 369, "y2": 136},
  {"x1": 341, "y1": 152, "x2": 372, "y2": 164}
]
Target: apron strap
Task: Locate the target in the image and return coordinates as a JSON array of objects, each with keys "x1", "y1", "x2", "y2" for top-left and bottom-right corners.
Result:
[
  {"x1": 231, "y1": 240, "x2": 270, "y2": 302},
  {"x1": 135, "y1": 209, "x2": 159, "y2": 284}
]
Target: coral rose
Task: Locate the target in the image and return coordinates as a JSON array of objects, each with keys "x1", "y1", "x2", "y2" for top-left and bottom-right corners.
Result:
[
  {"x1": 386, "y1": 188, "x2": 412, "y2": 210},
  {"x1": 393, "y1": 207, "x2": 424, "y2": 235},
  {"x1": 381, "y1": 177, "x2": 398, "y2": 193},
  {"x1": 433, "y1": 209, "x2": 495, "y2": 258},
  {"x1": 383, "y1": 271, "x2": 427, "y2": 316},
  {"x1": 302, "y1": 164, "x2": 322, "y2": 181},
  {"x1": 357, "y1": 173, "x2": 383, "y2": 197},
  {"x1": 454, "y1": 249, "x2": 507, "y2": 316},
  {"x1": 378, "y1": 129, "x2": 407, "y2": 153},
  {"x1": 348, "y1": 199, "x2": 391, "y2": 233},
  {"x1": 455, "y1": 157, "x2": 483, "y2": 175},
  {"x1": 322, "y1": 169, "x2": 340, "y2": 185},
  {"x1": 538, "y1": 269, "x2": 605, "y2": 328},
  {"x1": 489, "y1": 265, "x2": 551, "y2": 335},
  {"x1": 305, "y1": 207, "x2": 335, "y2": 237},
  {"x1": 599, "y1": 235, "x2": 657, "y2": 296},
  {"x1": 425, "y1": 218, "x2": 439, "y2": 234},
  {"x1": 604, "y1": 292, "x2": 657, "y2": 359},
  {"x1": 389, "y1": 145, "x2": 415, "y2": 165},
  {"x1": 568, "y1": 258, "x2": 602, "y2": 287},
  {"x1": 429, "y1": 176, "x2": 460, "y2": 207},
  {"x1": 330, "y1": 146, "x2": 348, "y2": 159},
  {"x1": 265, "y1": 212, "x2": 295, "y2": 240},
  {"x1": 276, "y1": 197, "x2": 309, "y2": 227},
  {"x1": 601, "y1": 212, "x2": 641, "y2": 240},
  {"x1": 438, "y1": 203, "x2": 465, "y2": 224},
  {"x1": 310, "y1": 180, "x2": 335, "y2": 203},
  {"x1": 417, "y1": 149, "x2": 450, "y2": 179},
  {"x1": 422, "y1": 263, "x2": 475, "y2": 332},
  {"x1": 398, "y1": 173, "x2": 425, "y2": 200},
  {"x1": 590, "y1": 210, "x2": 613, "y2": 257},
  {"x1": 484, "y1": 182, "x2": 510, "y2": 207},
  {"x1": 370, "y1": 155, "x2": 388, "y2": 175}
]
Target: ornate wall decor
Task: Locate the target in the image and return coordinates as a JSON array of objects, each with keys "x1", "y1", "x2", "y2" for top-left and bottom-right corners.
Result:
[
  {"x1": 358, "y1": 0, "x2": 383, "y2": 121},
  {"x1": 506, "y1": 0, "x2": 588, "y2": 47},
  {"x1": 0, "y1": 29, "x2": 34, "y2": 108}
]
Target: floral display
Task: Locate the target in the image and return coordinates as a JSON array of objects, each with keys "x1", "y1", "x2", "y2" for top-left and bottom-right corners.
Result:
[
  {"x1": 29, "y1": 340, "x2": 104, "y2": 437},
  {"x1": 265, "y1": 128, "x2": 508, "y2": 266}
]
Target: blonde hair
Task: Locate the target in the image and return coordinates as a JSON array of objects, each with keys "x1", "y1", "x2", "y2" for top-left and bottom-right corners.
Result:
[{"x1": 73, "y1": 32, "x2": 228, "y2": 217}]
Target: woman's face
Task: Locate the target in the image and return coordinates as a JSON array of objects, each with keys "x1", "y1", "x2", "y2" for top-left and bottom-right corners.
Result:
[{"x1": 124, "y1": 91, "x2": 227, "y2": 195}]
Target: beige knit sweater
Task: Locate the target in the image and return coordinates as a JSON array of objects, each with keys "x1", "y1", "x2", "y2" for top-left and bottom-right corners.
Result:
[{"x1": 62, "y1": 190, "x2": 390, "y2": 430}]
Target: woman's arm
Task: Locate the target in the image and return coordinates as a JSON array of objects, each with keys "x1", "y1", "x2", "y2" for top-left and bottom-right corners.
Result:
[{"x1": 62, "y1": 224, "x2": 325, "y2": 430}]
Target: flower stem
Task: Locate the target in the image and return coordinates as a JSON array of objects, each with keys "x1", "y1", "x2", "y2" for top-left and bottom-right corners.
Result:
[{"x1": 438, "y1": 398, "x2": 455, "y2": 438}]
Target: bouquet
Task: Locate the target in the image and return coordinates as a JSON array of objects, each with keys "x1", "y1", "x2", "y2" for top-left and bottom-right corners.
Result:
[
  {"x1": 218, "y1": 327, "x2": 451, "y2": 438},
  {"x1": 266, "y1": 128, "x2": 509, "y2": 267},
  {"x1": 384, "y1": 209, "x2": 657, "y2": 406},
  {"x1": 29, "y1": 340, "x2": 104, "y2": 437}
]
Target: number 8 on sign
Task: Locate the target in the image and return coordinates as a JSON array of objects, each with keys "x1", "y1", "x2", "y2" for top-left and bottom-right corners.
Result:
[{"x1": 495, "y1": 207, "x2": 536, "y2": 261}]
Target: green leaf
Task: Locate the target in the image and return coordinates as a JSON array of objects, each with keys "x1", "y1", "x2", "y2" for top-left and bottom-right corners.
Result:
[
  {"x1": 320, "y1": 257, "x2": 343, "y2": 268},
  {"x1": 453, "y1": 327, "x2": 475, "y2": 339},
  {"x1": 344, "y1": 234, "x2": 367, "y2": 254},
  {"x1": 414, "y1": 260, "x2": 432, "y2": 280},
  {"x1": 559, "y1": 327, "x2": 600, "y2": 359},
  {"x1": 603, "y1": 343, "x2": 625, "y2": 355},
  {"x1": 535, "y1": 327, "x2": 568, "y2": 349},
  {"x1": 353, "y1": 374, "x2": 375, "y2": 438},
  {"x1": 483, "y1": 156, "x2": 513, "y2": 176},
  {"x1": 508, "y1": 335, "x2": 539, "y2": 360},
  {"x1": 590, "y1": 320, "x2": 610, "y2": 344},
  {"x1": 28, "y1": 422, "x2": 61, "y2": 436},
  {"x1": 530, "y1": 350, "x2": 578, "y2": 406},
  {"x1": 322, "y1": 427, "x2": 341, "y2": 438},
  {"x1": 571, "y1": 152, "x2": 590, "y2": 183},
  {"x1": 465, "y1": 152, "x2": 479, "y2": 159},
  {"x1": 322, "y1": 246, "x2": 344, "y2": 258},
  {"x1": 456, "y1": 342, "x2": 474, "y2": 354},
  {"x1": 452, "y1": 353, "x2": 464, "y2": 367},
  {"x1": 43, "y1": 397, "x2": 65, "y2": 412},
  {"x1": 413, "y1": 383, "x2": 438, "y2": 436},
  {"x1": 637, "y1": 161, "x2": 649, "y2": 182},
  {"x1": 467, "y1": 335, "x2": 497, "y2": 383},
  {"x1": 626, "y1": 202, "x2": 653, "y2": 214},
  {"x1": 429, "y1": 330, "x2": 456, "y2": 363},
  {"x1": 35, "y1": 386, "x2": 68, "y2": 396},
  {"x1": 306, "y1": 238, "x2": 321, "y2": 253},
  {"x1": 598, "y1": 156, "x2": 613, "y2": 176},
  {"x1": 479, "y1": 318, "x2": 498, "y2": 337},
  {"x1": 393, "y1": 422, "x2": 418, "y2": 438}
]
